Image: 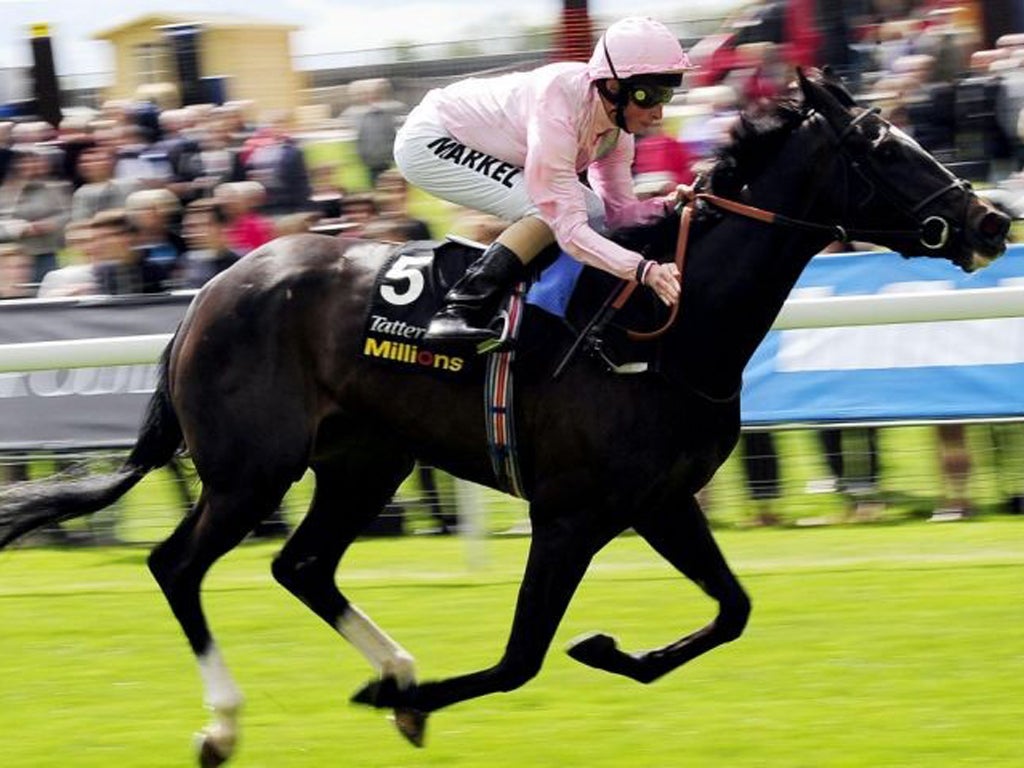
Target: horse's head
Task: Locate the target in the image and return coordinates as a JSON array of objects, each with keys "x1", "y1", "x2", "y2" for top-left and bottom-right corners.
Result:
[{"x1": 796, "y1": 68, "x2": 1009, "y2": 271}]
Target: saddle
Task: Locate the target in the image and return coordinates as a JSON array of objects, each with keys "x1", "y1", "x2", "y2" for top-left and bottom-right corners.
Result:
[{"x1": 361, "y1": 238, "x2": 670, "y2": 378}]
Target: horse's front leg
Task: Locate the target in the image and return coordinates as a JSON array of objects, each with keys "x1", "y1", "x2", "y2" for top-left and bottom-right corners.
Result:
[
  {"x1": 567, "y1": 494, "x2": 751, "y2": 683},
  {"x1": 352, "y1": 507, "x2": 613, "y2": 717}
]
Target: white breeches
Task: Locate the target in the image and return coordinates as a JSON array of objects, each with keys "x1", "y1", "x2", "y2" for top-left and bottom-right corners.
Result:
[{"x1": 394, "y1": 99, "x2": 607, "y2": 229}]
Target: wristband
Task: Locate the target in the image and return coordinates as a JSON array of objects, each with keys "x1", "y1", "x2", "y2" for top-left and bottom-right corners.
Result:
[{"x1": 635, "y1": 259, "x2": 655, "y2": 285}]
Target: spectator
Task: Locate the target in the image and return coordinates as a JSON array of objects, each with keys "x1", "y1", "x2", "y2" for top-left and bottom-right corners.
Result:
[
  {"x1": 55, "y1": 112, "x2": 98, "y2": 189},
  {"x1": 216, "y1": 181, "x2": 276, "y2": 253},
  {"x1": 932, "y1": 423, "x2": 972, "y2": 521},
  {"x1": 740, "y1": 431, "x2": 783, "y2": 526},
  {"x1": 338, "y1": 193, "x2": 378, "y2": 237},
  {"x1": 0, "y1": 241, "x2": 35, "y2": 299},
  {"x1": 677, "y1": 85, "x2": 739, "y2": 167},
  {"x1": 125, "y1": 188, "x2": 186, "y2": 290},
  {"x1": 220, "y1": 100, "x2": 257, "y2": 145},
  {"x1": 37, "y1": 220, "x2": 99, "y2": 297},
  {"x1": 990, "y1": 423, "x2": 1024, "y2": 515},
  {"x1": 242, "y1": 111, "x2": 312, "y2": 218},
  {"x1": 308, "y1": 162, "x2": 345, "y2": 221},
  {"x1": 374, "y1": 168, "x2": 432, "y2": 240},
  {"x1": 89, "y1": 208, "x2": 163, "y2": 295},
  {"x1": 352, "y1": 78, "x2": 401, "y2": 187},
  {"x1": 633, "y1": 120, "x2": 695, "y2": 198},
  {"x1": 0, "y1": 147, "x2": 72, "y2": 285},
  {"x1": 111, "y1": 123, "x2": 172, "y2": 190},
  {"x1": 0, "y1": 240, "x2": 44, "y2": 535},
  {"x1": 0, "y1": 121, "x2": 14, "y2": 185},
  {"x1": 70, "y1": 144, "x2": 140, "y2": 223},
  {"x1": 179, "y1": 198, "x2": 243, "y2": 288},
  {"x1": 150, "y1": 108, "x2": 204, "y2": 204},
  {"x1": 190, "y1": 112, "x2": 245, "y2": 199},
  {"x1": 812, "y1": 427, "x2": 886, "y2": 521}
]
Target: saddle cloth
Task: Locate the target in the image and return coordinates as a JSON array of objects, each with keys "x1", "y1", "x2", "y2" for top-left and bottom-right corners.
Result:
[{"x1": 361, "y1": 239, "x2": 483, "y2": 377}]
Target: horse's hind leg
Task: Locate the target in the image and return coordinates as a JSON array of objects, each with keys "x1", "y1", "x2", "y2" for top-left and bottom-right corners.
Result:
[
  {"x1": 567, "y1": 494, "x2": 751, "y2": 683},
  {"x1": 148, "y1": 475, "x2": 294, "y2": 767},
  {"x1": 352, "y1": 495, "x2": 618, "y2": 719},
  {"x1": 272, "y1": 447, "x2": 417, "y2": 673}
]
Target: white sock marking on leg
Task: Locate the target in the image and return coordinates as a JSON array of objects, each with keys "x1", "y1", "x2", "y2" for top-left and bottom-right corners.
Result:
[
  {"x1": 337, "y1": 604, "x2": 417, "y2": 687},
  {"x1": 197, "y1": 644, "x2": 244, "y2": 757},
  {"x1": 198, "y1": 644, "x2": 244, "y2": 712}
]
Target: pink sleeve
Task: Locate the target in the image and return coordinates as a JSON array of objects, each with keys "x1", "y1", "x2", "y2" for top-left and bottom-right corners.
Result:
[
  {"x1": 588, "y1": 133, "x2": 668, "y2": 229},
  {"x1": 524, "y1": 89, "x2": 648, "y2": 281}
]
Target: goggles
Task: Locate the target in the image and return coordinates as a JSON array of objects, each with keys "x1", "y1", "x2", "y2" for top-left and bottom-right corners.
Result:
[{"x1": 625, "y1": 82, "x2": 677, "y2": 109}]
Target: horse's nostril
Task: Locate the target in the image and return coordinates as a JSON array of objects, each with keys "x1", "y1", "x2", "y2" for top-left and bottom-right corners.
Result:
[{"x1": 980, "y1": 210, "x2": 1011, "y2": 239}]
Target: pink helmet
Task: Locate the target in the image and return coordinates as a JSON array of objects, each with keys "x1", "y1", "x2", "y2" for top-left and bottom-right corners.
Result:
[{"x1": 587, "y1": 17, "x2": 693, "y2": 82}]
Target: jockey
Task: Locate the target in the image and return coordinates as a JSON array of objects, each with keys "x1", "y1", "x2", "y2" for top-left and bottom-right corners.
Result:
[{"x1": 394, "y1": 16, "x2": 694, "y2": 346}]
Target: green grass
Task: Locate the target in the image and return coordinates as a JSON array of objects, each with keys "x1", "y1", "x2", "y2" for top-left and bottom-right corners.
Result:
[{"x1": 0, "y1": 520, "x2": 1021, "y2": 767}]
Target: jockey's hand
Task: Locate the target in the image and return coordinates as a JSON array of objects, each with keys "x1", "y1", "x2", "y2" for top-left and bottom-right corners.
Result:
[
  {"x1": 674, "y1": 184, "x2": 695, "y2": 206},
  {"x1": 659, "y1": 184, "x2": 695, "y2": 214},
  {"x1": 644, "y1": 261, "x2": 681, "y2": 306}
]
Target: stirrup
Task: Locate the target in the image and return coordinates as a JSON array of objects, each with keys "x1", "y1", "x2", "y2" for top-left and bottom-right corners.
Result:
[{"x1": 475, "y1": 310, "x2": 513, "y2": 354}]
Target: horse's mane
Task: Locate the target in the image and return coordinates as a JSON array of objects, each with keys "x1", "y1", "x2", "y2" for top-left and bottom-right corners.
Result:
[
  {"x1": 612, "y1": 70, "x2": 857, "y2": 254},
  {"x1": 706, "y1": 96, "x2": 806, "y2": 199},
  {"x1": 610, "y1": 95, "x2": 806, "y2": 256},
  {"x1": 708, "y1": 69, "x2": 857, "y2": 197}
]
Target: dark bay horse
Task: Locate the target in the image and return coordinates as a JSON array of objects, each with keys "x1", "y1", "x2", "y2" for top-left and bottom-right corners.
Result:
[{"x1": 0, "y1": 70, "x2": 1010, "y2": 765}]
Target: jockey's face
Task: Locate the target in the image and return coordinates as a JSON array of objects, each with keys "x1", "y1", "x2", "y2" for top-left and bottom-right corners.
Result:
[
  {"x1": 602, "y1": 78, "x2": 668, "y2": 134},
  {"x1": 622, "y1": 99, "x2": 664, "y2": 135}
]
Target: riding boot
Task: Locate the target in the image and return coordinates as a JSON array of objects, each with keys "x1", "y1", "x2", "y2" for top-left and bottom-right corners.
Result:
[{"x1": 424, "y1": 241, "x2": 527, "y2": 344}]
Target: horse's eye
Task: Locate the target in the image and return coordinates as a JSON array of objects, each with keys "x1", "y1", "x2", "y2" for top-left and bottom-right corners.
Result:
[
  {"x1": 875, "y1": 140, "x2": 900, "y2": 162},
  {"x1": 844, "y1": 132, "x2": 871, "y2": 155}
]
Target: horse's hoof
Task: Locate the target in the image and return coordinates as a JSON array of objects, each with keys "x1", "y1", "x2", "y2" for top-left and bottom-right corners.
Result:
[
  {"x1": 196, "y1": 735, "x2": 231, "y2": 768},
  {"x1": 351, "y1": 679, "x2": 382, "y2": 707},
  {"x1": 566, "y1": 631, "x2": 619, "y2": 669},
  {"x1": 390, "y1": 707, "x2": 428, "y2": 747},
  {"x1": 351, "y1": 676, "x2": 402, "y2": 709}
]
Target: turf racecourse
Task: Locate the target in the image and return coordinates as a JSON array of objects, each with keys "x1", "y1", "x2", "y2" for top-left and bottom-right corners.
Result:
[{"x1": 0, "y1": 520, "x2": 1020, "y2": 768}]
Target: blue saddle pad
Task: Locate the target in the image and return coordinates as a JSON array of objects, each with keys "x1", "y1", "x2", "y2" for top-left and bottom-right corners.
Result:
[{"x1": 525, "y1": 251, "x2": 584, "y2": 319}]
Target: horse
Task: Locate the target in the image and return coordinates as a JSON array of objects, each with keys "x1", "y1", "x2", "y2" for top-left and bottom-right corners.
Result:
[{"x1": 0, "y1": 69, "x2": 1009, "y2": 766}]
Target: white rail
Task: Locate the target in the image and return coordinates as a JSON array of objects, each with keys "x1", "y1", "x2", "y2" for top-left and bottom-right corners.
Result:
[
  {"x1": 0, "y1": 334, "x2": 173, "y2": 373},
  {"x1": 772, "y1": 286, "x2": 1024, "y2": 330},
  {"x1": 0, "y1": 286, "x2": 1022, "y2": 373}
]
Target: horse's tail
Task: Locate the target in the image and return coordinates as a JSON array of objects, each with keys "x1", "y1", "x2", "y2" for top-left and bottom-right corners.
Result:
[{"x1": 0, "y1": 339, "x2": 183, "y2": 549}]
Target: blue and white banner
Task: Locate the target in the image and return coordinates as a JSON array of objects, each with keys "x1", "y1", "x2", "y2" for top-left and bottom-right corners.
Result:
[{"x1": 741, "y1": 246, "x2": 1024, "y2": 425}]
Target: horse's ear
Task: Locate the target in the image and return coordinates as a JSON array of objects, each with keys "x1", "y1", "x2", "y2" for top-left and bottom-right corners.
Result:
[{"x1": 796, "y1": 67, "x2": 850, "y2": 120}]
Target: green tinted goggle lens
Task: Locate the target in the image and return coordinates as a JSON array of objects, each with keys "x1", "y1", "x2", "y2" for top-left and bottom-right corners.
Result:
[{"x1": 628, "y1": 83, "x2": 675, "y2": 108}]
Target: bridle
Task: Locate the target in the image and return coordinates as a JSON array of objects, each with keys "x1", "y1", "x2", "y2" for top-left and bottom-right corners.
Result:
[
  {"x1": 815, "y1": 106, "x2": 969, "y2": 251},
  {"x1": 703, "y1": 107, "x2": 969, "y2": 251},
  {"x1": 624, "y1": 103, "x2": 972, "y2": 342}
]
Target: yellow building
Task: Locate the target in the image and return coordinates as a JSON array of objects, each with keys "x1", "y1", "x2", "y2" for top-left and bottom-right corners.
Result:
[{"x1": 91, "y1": 13, "x2": 306, "y2": 114}]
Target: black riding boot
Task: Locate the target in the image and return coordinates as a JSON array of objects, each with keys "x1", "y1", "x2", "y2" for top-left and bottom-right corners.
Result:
[{"x1": 425, "y1": 242, "x2": 525, "y2": 344}]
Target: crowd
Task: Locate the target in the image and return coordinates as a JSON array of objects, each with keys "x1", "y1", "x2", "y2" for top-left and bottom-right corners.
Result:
[{"x1": 0, "y1": 95, "x2": 442, "y2": 303}]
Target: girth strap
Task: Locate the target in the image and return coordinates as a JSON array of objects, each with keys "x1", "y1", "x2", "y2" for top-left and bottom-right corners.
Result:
[{"x1": 484, "y1": 281, "x2": 528, "y2": 498}]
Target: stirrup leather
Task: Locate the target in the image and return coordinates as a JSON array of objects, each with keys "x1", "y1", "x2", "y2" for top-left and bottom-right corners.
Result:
[{"x1": 476, "y1": 309, "x2": 512, "y2": 354}]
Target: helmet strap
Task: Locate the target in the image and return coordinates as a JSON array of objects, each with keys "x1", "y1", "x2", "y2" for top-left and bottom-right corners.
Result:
[
  {"x1": 595, "y1": 79, "x2": 629, "y2": 131},
  {"x1": 598, "y1": 36, "x2": 639, "y2": 131}
]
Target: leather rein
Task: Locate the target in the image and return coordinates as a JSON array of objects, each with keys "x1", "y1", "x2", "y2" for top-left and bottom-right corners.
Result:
[{"x1": 623, "y1": 107, "x2": 967, "y2": 342}]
